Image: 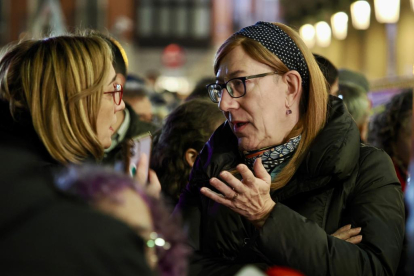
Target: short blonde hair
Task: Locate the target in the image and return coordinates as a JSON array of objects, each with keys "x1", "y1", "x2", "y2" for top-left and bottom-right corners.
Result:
[
  {"x1": 214, "y1": 23, "x2": 328, "y2": 190},
  {"x1": 0, "y1": 35, "x2": 113, "y2": 164}
]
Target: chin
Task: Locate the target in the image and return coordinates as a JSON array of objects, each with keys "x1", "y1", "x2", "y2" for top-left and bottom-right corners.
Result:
[
  {"x1": 237, "y1": 138, "x2": 258, "y2": 152},
  {"x1": 100, "y1": 138, "x2": 112, "y2": 149}
]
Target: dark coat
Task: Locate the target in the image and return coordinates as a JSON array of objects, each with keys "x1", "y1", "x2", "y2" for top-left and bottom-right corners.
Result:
[
  {"x1": 0, "y1": 101, "x2": 153, "y2": 276},
  {"x1": 176, "y1": 97, "x2": 405, "y2": 276}
]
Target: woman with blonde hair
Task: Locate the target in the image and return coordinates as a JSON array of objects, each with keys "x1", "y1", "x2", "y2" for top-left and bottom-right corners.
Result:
[
  {"x1": 0, "y1": 35, "x2": 158, "y2": 275},
  {"x1": 175, "y1": 21, "x2": 404, "y2": 275}
]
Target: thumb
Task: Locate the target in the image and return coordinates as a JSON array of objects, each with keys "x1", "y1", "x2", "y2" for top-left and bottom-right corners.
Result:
[
  {"x1": 134, "y1": 153, "x2": 148, "y2": 185},
  {"x1": 253, "y1": 157, "x2": 271, "y2": 184}
]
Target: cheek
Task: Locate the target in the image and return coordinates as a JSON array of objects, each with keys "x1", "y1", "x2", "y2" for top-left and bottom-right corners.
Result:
[{"x1": 96, "y1": 103, "x2": 113, "y2": 131}]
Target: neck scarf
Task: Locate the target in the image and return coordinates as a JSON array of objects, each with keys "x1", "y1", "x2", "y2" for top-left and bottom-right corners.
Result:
[{"x1": 244, "y1": 135, "x2": 301, "y2": 174}]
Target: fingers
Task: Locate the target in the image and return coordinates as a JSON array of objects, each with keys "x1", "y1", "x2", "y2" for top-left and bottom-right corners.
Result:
[
  {"x1": 331, "y1": 224, "x2": 352, "y2": 236},
  {"x1": 346, "y1": 235, "x2": 363, "y2": 244},
  {"x1": 253, "y1": 158, "x2": 271, "y2": 184},
  {"x1": 209, "y1": 176, "x2": 238, "y2": 199},
  {"x1": 146, "y1": 169, "x2": 161, "y2": 199},
  {"x1": 134, "y1": 153, "x2": 149, "y2": 185},
  {"x1": 200, "y1": 187, "x2": 231, "y2": 207},
  {"x1": 235, "y1": 163, "x2": 258, "y2": 188},
  {"x1": 331, "y1": 224, "x2": 362, "y2": 243}
]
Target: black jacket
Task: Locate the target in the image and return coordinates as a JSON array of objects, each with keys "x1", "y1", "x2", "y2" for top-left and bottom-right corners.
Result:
[
  {"x1": 0, "y1": 101, "x2": 152, "y2": 276},
  {"x1": 176, "y1": 97, "x2": 405, "y2": 276}
]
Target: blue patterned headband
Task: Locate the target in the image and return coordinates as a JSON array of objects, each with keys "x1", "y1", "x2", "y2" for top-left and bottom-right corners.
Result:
[{"x1": 235, "y1": 21, "x2": 309, "y2": 89}]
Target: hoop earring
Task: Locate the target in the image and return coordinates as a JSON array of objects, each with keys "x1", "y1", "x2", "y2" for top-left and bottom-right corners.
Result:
[{"x1": 286, "y1": 109, "x2": 292, "y2": 115}]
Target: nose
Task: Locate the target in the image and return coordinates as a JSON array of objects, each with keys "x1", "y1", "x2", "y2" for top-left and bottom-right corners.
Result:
[
  {"x1": 218, "y1": 88, "x2": 239, "y2": 112},
  {"x1": 115, "y1": 99, "x2": 126, "y2": 113}
]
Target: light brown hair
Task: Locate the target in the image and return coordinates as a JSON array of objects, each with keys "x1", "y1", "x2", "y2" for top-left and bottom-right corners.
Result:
[
  {"x1": 0, "y1": 35, "x2": 113, "y2": 164},
  {"x1": 214, "y1": 23, "x2": 328, "y2": 190}
]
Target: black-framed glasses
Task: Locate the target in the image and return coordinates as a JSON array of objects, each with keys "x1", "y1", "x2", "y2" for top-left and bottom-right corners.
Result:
[
  {"x1": 104, "y1": 83, "x2": 123, "y2": 105},
  {"x1": 206, "y1": 72, "x2": 278, "y2": 103}
]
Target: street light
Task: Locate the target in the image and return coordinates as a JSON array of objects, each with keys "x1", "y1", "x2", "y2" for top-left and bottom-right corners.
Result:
[
  {"x1": 331, "y1": 12, "x2": 348, "y2": 40},
  {"x1": 374, "y1": 0, "x2": 400, "y2": 23},
  {"x1": 351, "y1": 1, "x2": 371, "y2": 30},
  {"x1": 299, "y1": 24, "x2": 316, "y2": 48},
  {"x1": 315, "y1": 21, "x2": 331, "y2": 47}
]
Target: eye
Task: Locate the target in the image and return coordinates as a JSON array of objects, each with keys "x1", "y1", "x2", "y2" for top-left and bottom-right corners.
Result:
[{"x1": 233, "y1": 79, "x2": 243, "y2": 87}]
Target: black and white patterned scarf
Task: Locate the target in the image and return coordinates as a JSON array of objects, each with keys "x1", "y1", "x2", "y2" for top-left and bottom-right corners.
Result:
[{"x1": 244, "y1": 135, "x2": 301, "y2": 174}]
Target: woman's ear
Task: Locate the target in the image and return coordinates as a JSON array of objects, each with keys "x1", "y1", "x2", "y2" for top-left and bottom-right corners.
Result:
[
  {"x1": 185, "y1": 148, "x2": 199, "y2": 168},
  {"x1": 283, "y1": 70, "x2": 302, "y2": 106}
]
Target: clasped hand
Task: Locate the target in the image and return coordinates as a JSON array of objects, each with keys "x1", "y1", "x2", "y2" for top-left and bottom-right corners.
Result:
[{"x1": 200, "y1": 158, "x2": 276, "y2": 228}]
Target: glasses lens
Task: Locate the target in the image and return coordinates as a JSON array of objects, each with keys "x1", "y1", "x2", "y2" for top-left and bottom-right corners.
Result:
[
  {"x1": 227, "y1": 79, "x2": 245, "y2": 97},
  {"x1": 208, "y1": 84, "x2": 220, "y2": 103}
]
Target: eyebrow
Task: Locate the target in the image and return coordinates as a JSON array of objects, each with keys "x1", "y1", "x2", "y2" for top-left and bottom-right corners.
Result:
[
  {"x1": 108, "y1": 74, "x2": 117, "y2": 85},
  {"x1": 216, "y1": 70, "x2": 246, "y2": 82}
]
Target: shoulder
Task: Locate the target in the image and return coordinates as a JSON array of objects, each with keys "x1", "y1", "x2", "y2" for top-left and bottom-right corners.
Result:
[
  {"x1": 356, "y1": 144, "x2": 400, "y2": 191},
  {"x1": 2, "y1": 195, "x2": 152, "y2": 275},
  {"x1": 0, "y1": 168, "x2": 151, "y2": 275}
]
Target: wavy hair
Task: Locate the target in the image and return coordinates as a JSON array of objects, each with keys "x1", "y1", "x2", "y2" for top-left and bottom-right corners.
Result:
[
  {"x1": 0, "y1": 34, "x2": 113, "y2": 164},
  {"x1": 151, "y1": 99, "x2": 225, "y2": 204},
  {"x1": 214, "y1": 23, "x2": 328, "y2": 190},
  {"x1": 368, "y1": 89, "x2": 412, "y2": 165}
]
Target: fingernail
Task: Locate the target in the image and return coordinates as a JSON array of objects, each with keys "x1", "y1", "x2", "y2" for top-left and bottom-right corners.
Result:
[{"x1": 220, "y1": 171, "x2": 229, "y2": 177}]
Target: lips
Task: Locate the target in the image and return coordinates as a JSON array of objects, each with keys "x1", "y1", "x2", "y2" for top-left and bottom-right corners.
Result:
[
  {"x1": 109, "y1": 126, "x2": 114, "y2": 132},
  {"x1": 232, "y1": 121, "x2": 249, "y2": 132}
]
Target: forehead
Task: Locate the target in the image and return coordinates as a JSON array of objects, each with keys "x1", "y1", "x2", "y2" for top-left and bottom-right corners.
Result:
[
  {"x1": 217, "y1": 47, "x2": 248, "y2": 76},
  {"x1": 216, "y1": 46, "x2": 271, "y2": 79}
]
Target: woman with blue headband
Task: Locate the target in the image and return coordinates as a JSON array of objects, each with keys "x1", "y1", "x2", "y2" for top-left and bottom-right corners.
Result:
[{"x1": 175, "y1": 22, "x2": 404, "y2": 275}]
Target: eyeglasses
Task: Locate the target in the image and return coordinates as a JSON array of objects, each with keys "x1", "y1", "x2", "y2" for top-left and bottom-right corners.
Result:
[
  {"x1": 104, "y1": 83, "x2": 123, "y2": 105},
  {"x1": 206, "y1": 72, "x2": 278, "y2": 103}
]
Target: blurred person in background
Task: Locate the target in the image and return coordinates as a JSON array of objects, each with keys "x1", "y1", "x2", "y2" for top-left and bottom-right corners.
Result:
[
  {"x1": 337, "y1": 83, "x2": 371, "y2": 142},
  {"x1": 0, "y1": 33, "x2": 159, "y2": 275},
  {"x1": 338, "y1": 68, "x2": 370, "y2": 94},
  {"x1": 313, "y1": 53, "x2": 339, "y2": 95},
  {"x1": 185, "y1": 77, "x2": 216, "y2": 102},
  {"x1": 368, "y1": 89, "x2": 412, "y2": 192},
  {"x1": 175, "y1": 21, "x2": 404, "y2": 275},
  {"x1": 151, "y1": 98, "x2": 226, "y2": 206},
  {"x1": 123, "y1": 75, "x2": 154, "y2": 123}
]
